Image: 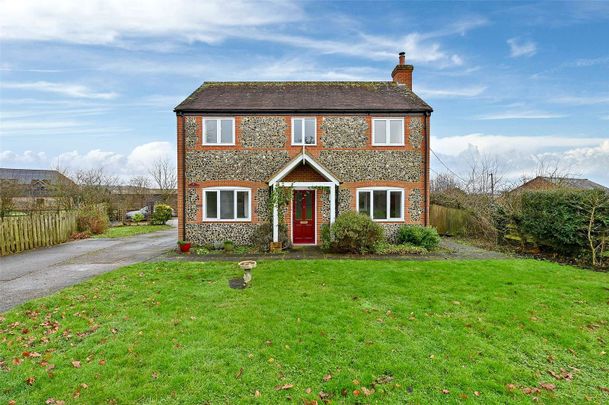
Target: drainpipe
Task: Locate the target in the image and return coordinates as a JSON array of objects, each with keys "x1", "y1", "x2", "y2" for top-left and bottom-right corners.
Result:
[
  {"x1": 424, "y1": 111, "x2": 431, "y2": 226},
  {"x1": 178, "y1": 112, "x2": 186, "y2": 240}
]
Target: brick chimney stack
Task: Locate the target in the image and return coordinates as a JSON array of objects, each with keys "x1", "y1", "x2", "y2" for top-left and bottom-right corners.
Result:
[{"x1": 391, "y1": 51, "x2": 414, "y2": 90}]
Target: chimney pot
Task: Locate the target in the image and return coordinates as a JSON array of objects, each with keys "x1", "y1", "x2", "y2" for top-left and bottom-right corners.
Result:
[
  {"x1": 391, "y1": 52, "x2": 414, "y2": 89},
  {"x1": 399, "y1": 52, "x2": 405, "y2": 65}
]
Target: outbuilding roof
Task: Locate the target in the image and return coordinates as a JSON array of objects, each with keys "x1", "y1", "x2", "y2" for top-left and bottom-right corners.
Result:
[{"x1": 174, "y1": 81, "x2": 432, "y2": 113}]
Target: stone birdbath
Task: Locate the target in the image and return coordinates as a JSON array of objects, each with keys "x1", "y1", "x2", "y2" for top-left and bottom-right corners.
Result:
[{"x1": 238, "y1": 260, "x2": 257, "y2": 285}]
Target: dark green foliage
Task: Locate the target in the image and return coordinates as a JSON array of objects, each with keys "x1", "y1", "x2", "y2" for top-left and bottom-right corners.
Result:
[
  {"x1": 397, "y1": 225, "x2": 440, "y2": 250},
  {"x1": 327, "y1": 212, "x2": 384, "y2": 254},
  {"x1": 373, "y1": 241, "x2": 427, "y2": 255},
  {"x1": 223, "y1": 240, "x2": 235, "y2": 252},
  {"x1": 519, "y1": 189, "x2": 609, "y2": 259},
  {"x1": 320, "y1": 223, "x2": 332, "y2": 251},
  {"x1": 252, "y1": 223, "x2": 290, "y2": 252},
  {"x1": 151, "y1": 204, "x2": 172, "y2": 225}
]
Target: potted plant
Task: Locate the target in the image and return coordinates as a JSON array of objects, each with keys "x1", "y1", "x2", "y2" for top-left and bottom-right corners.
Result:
[{"x1": 177, "y1": 240, "x2": 191, "y2": 253}]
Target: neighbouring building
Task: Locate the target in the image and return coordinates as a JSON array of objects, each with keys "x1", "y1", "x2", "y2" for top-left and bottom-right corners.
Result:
[
  {"x1": 0, "y1": 168, "x2": 75, "y2": 209},
  {"x1": 513, "y1": 176, "x2": 609, "y2": 193},
  {"x1": 174, "y1": 52, "x2": 432, "y2": 246}
]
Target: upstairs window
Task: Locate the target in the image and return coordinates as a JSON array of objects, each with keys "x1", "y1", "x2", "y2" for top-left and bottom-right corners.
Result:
[
  {"x1": 372, "y1": 118, "x2": 404, "y2": 146},
  {"x1": 292, "y1": 118, "x2": 316, "y2": 145},
  {"x1": 357, "y1": 187, "x2": 403, "y2": 221},
  {"x1": 203, "y1": 187, "x2": 250, "y2": 221},
  {"x1": 203, "y1": 118, "x2": 235, "y2": 145}
]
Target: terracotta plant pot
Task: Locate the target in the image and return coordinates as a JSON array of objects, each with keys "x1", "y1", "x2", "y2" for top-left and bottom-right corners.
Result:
[{"x1": 179, "y1": 243, "x2": 191, "y2": 253}]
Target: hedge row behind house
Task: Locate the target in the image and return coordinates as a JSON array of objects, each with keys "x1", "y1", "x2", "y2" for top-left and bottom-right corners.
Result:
[{"x1": 517, "y1": 189, "x2": 609, "y2": 265}]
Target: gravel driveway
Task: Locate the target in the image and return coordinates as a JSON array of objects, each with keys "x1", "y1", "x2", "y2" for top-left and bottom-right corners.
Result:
[{"x1": 0, "y1": 223, "x2": 177, "y2": 312}]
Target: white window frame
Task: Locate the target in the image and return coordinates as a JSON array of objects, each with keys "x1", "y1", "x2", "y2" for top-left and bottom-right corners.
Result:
[
  {"x1": 202, "y1": 117, "x2": 236, "y2": 146},
  {"x1": 371, "y1": 118, "x2": 405, "y2": 146},
  {"x1": 291, "y1": 117, "x2": 317, "y2": 146},
  {"x1": 356, "y1": 187, "x2": 404, "y2": 222},
  {"x1": 202, "y1": 186, "x2": 251, "y2": 222}
]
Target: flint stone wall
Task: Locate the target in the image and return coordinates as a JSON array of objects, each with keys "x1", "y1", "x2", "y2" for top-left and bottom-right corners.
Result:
[
  {"x1": 185, "y1": 116, "x2": 198, "y2": 149},
  {"x1": 186, "y1": 150, "x2": 291, "y2": 182},
  {"x1": 320, "y1": 117, "x2": 368, "y2": 148},
  {"x1": 380, "y1": 223, "x2": 402, "y2": 244},
  {"x1": 186, "y1": 223, "x2": 259, "y2": 246},
  {"x1": 186, "y1": 188, "x2": 199, "y2": 221},
  {"x1": 240, "y1": 116, "x2": 287, "y2": 148},
  {"x1": 319, "y1": 150, "x2": 421, "y2": 182},
  {"x1": 409, "y1": 188, "x2": 423, "y2": 222},
  {"x1": 409, "y1": 117, "x2": 424, "y2": 149}
]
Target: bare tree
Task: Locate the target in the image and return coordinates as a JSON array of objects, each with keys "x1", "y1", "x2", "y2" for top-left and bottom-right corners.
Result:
[
  {"x1": 75, "y1": 167, "x2": 119, "y2": 206},
  {"x1": 148, "y1": 158, "x2": 177, "y2": 203},
  {"x1": 431, "y1": 172, "x2": 461, "y2": 193}
]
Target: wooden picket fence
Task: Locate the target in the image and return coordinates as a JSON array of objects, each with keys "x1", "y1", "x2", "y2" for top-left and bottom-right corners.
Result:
[
  {"x1": 430, "y1": 204, "x2": 473, "y2": 236},
  {"x1": 0, "y1": 211, "x2": 78, "y2": 256}
]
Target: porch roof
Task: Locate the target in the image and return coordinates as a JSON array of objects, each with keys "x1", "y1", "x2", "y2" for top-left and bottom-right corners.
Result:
[{"x1": 268, "y1": 153, "x2": 340, "y2": 186}]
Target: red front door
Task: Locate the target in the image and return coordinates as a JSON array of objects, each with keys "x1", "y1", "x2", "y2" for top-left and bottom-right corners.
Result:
[{"x1": 292, "y1": 190, "x2": 315, "y2": 244}]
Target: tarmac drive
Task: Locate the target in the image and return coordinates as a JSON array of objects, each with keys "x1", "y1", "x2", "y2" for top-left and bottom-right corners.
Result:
[{"x1": 0, "y1": 222, "x2": 177, "y2": 312}]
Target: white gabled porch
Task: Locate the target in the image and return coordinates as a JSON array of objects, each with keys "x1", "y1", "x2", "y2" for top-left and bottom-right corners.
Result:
[{"x1": 268, "y1": 153, "x2": 340, "y2": 244}]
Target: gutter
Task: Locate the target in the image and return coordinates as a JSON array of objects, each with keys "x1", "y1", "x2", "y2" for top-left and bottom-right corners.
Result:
[{"x1": 173, "y1": 108, "x2": 433, "y2": 114}]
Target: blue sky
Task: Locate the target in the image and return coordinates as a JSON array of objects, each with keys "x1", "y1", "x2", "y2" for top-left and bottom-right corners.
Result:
[{"x1": 1, "y1": 0, "x2": 608, "y2": 186}]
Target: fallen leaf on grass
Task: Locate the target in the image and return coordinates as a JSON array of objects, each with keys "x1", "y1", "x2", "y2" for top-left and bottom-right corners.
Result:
[
  {"x1": 98, "y1": 359, "x2": 106, "y2": 365},
  {"x1": 540, "y1": 383, "x2": 556, "y2": 391},
  {"x1": 305, "y1": 388, "x2": 312, "y2": 394},
  {"x1": 353, "y1": 389, "x2": 360, "y2": 396},
  {"x1": 71, "y1": 360, "x2": 81, "y2": 368},
  {"x1": 474, "y1": 391, "x2": 481, "y2": 396},
  {"x1": 323, "y1": 373, "x2": 332, "y2": 382},
  {"x1": 25, "y1": 376, "x2": 36, "y2": 385},
  {"x1": 152, "y1": 372, "x2": 159, "y2": 379},
  {"x1": 235, "y1": 367, "x2": 243, "y2": 379},
  {"x1": 441, "y1": 389, "x2": 450, "y2": 394},
  {"x1": 459, "y1": 393, "x2": 468, "y2": 399},
  {"x1": 341, "y1": 388, "x2": 348, "y2": 397},
  {"x1": 275, "y1": 383, "x2": 294, "y2": 391},
  {"x1": 506, "y1": 384, "x2": 517, "y2": 391},
  {"x1": 12, "y1": 358, "x2": 22, "y2": 365},
  {"x1": 254, "y1": 390, "x2": 261, "y2": 397},
  {"x1": 361, "y1": 387, "x2": 375, "y2": 396},
  {"x1": 599, "y1": 386, "x2": 609, "y2": 393},
  {"x1": 374, "y1": 374, "x2": 394, "y2": 385},
  {"x1": 318, "y1": 391, "x2": 332, "y2": 400},
  {"x1": 304, "y1": 400, "x2": 318, "y2": 405},
  {"x1": 522, "y1": 387, "x2": 541, "y2": 395}
]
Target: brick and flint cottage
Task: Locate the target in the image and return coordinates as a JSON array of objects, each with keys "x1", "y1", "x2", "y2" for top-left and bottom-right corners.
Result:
[{"x1": 174, "y1": 52, "x2": 432, "y2": 247}]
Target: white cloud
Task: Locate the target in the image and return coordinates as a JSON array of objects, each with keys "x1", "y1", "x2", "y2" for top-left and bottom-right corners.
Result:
[
  {"x1": 0, "y1": 142, "x2": 176, "y2": 181},
  {"x1": 476, "y1": 111, "x2": 567, "y2": 120},
  {"x1": 507, "y1": 38, "x2": 537, "y2": 58},
  {"x1": 0, "y1": 0, "x2": 303, "y2": 45},
  {"x1": 417, "y1": 86, "x2": 487, "y2": 98},
  {"x1": 551, "y1": 94, "x2": 609, "y2": 105},
  {"x1": 1, "y1": 81, "x2": 118, "y2": 99},
  {"x1": 430, "y1": 134, "x2": 609, "y2": 185}
]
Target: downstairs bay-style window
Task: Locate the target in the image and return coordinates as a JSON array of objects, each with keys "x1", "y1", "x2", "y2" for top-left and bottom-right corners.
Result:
[
  {"x1": 203, "y1": 118, "x2": 235, "y2": 145},
  {"x1": 357, "y1": 187, "x2": 404, "y2": 221},
  {"x1": 372, "y1": 118, "x2": 404, "y2": 146},
  {"x1": 203, "y1": 187, "x2": 250, "y2": 221}
]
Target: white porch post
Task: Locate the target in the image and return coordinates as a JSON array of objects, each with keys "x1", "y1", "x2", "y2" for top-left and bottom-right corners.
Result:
[
  {"x1": 272, "y1": 186, "x2": 279, "y2": 243},
  {"x1": 329, "y1": 185, "x2": 336, "y2": 224}
]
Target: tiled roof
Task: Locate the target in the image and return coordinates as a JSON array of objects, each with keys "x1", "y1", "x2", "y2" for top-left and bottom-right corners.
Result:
[
  {"x1": 0, "y1": 168, "x2": 74, "y2": 185},
  {"x1": 175, "y1": 81, "x2": 432, "y2": 113},
  {"x1": 542, "y1": 177, "x2": 609, "y2": 191}
]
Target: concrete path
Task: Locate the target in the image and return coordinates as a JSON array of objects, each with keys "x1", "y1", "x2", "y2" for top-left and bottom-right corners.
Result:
[{"x1": 0, "y1": 223, "x2": 177, "y2": 312}]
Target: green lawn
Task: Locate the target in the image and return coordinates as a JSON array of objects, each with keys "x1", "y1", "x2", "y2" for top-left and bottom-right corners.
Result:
[
  {"x1": 93, "y1": 224, "x2": 171, "y2": 238},
  {"x1": 1, "y1": 260, "x2": 608, "y2": 404}
]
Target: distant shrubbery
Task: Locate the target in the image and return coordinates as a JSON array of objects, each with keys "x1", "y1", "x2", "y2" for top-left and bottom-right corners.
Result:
[
  {"x1": 252, "y1": 223, "x2": 290, "y2": 252},
  {"x1": 77, "y1": 204, "x2": 109, "y2": 235}
]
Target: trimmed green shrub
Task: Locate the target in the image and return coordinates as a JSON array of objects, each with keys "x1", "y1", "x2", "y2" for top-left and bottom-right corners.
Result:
[
  {"x1": 223, "y1": 240, "x2": 234, "y2": 252},
  {"x1": 151, "y1": 204, "x2": 172, "y2": 225},
  {"x1": 320, "y1": 223, "x2": 332, "y2": 251},
  {"x1": 132, "y1": 212, "x2": 144, "y2": 223},
  {"x1": 397, "y1": 225, "x2": 440, "y2": 250},
  {"x1": 327, "y1": 212, "x2": 384, "y2": 254},
  {"x1": 77, "y1": 204, "x2": 110, "y2": 235}
]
